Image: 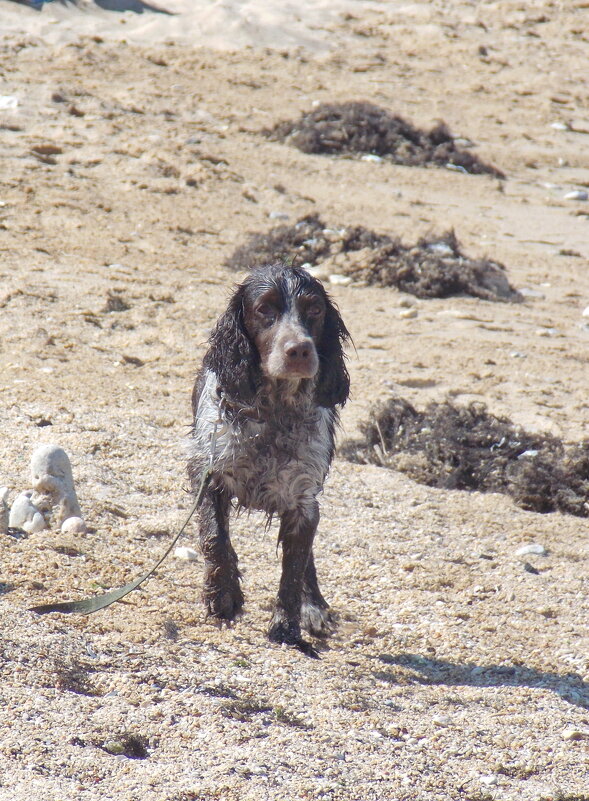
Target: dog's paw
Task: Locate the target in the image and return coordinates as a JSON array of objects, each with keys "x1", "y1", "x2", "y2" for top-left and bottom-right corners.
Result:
[
  {"x1": 203, "y1": 582, "x2": 244, "y2": 622},
  {"x1": 268, "y1": 617, "x2": 319, "y2": 659},
  {"x1": 300, "y1": 601, "x2": 334, "y2": 638}
]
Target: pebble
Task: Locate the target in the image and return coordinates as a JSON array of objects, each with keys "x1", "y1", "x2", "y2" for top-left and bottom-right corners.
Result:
[
  {"x1": 399, "y1": 307, "x2": 418, "y2": 319},
  {"x1": 480, "y1": 775, "x2": 498, "y2": 786},
  {"x1": 561, "y1": 727, "x2": 589, "y2": 741},
  {"x1": 515, "y1": 543, "x2": 546, "y2": 556},
  {"x1": 426, "y1": 241, "x2": 454, "y2": 257},
  {"x1": 582, "y1": 306, "x2": 589, "y2": 318},
  {"x1": 268, "y1": 211, "x2": 289, "y2": 220},
  {"x1": 432, "y1": 714, "x2": 451, "y2": 727},
  {"x1": 360, "y1": 154, "x2": 383, "y2": 164},
  {"x1": 0, "y1": 95, "x2": 18, "y2": 110},
  {"x1": 61, "y1": 516, "x2": 87, "y2": 534},
  {"x1": 563, "y1": 190, "x2": 588, "y2": 201},
  {"x1": 174, "y1": 546, "x2": 199, "y2": 562},
  {"x1": 9, "y1": 491, "x2": 46, "y2": 534},
  {"x1": 550, "y1": 121, "x2": 570, "y2": 131},
  {"x1": 305, "y1": 264, "x2": 330, "y2": 281},
  {"x1": 328, "y1": 274, "x2": 352, "y2": 286},
  {"x1": 518, "y1": 287, "x2": 545, "y2": 299}
]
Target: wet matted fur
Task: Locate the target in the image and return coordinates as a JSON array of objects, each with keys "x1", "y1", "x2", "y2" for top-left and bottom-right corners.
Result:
[{"x1": 187, "y1": 263, "x2": 351, "y2": 656}]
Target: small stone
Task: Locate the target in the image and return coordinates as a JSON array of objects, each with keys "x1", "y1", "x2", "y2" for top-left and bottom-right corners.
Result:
[
  {"x1": 518, "y1": 449, "x2": 539, "y2": 459},
  {"x1": 515, "y1": 543, "x2": 546, "y2": 556},
  {"x1": 433, "y1": 714, "x2": 451, "y2": 727},
  {"x1": 328, "y1": 274, "x2": 352, "y2": 286},
  {"x1": 9, "y1": 491, "x2": 46, "y2": 534},
  {"x1": 550, "y1": 121, "x2": 570, "y2": 131},
  {"x1": 561, "y1": 727, "x2": 589, "y2": 741},
  {"x1": 563, "y1": 190, "x2": 588, "y2": 201},
  {"x1": 480, "y1": 775, "x2": 498, "y2": 786},
  {"x1": 361, "y1": 154, "x2": 383, "y2": 163},
  {"x1": 305, "y1": 264, "x2": 330, "y2": 281},
  {"x1": 268, "y1": 211, "x2": 289, "y2": 220},
  {"x1": 518, "y1": 287, "x2": 545, "y2": 299},
  {"x1": 399, "y1": 307, "x2": 418, "y2": 319},
  {"x1": 174, "y1": 546, "x2": 199, "y2": 562},
  {"x1": 581, "y1": 306, "x2": 589, "y2": 318},
  {"x1": 426, "y1": 241, "x2": 454, "y2": 257},
  {"x1": 61, "y1": 516, "x2": 87, "y2": 534},
  {"x1": 0, "y1": 95, "x2": 18, "y2": 110}
]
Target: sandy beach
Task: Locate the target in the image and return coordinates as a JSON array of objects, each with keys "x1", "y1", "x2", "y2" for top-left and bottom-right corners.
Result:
[{"x1": 1, "y1": 1, "x2": 588, "y2": 798}]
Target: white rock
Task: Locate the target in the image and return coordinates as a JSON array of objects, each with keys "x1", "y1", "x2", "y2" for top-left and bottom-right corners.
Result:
[
  {"x1": 426, "y1": 241, "x2": 454, "y2": 257},
  {"x1": 0, "y1": 95, "x2": 18, "y2": 110},
  {"x1": 518, "y1": 287, "x2": 545, "y2": 299},
  {"x1": 399, "y1": 307, "x2": 418, "y2": 319},
  {"x1": 561, "y1": 726, "x2": 589, "y2": 741},
  {"x1": 432, "y1": 714, "x2": 452, "y2": 727},
  {"x1": 9, "y1": 491, "x2": 46, "y2": 533},
  {"x1": 61, "y1": 516, "x2": 87, "y2": 534},
  {"x1": 550, "y1": 121, "x2": 570, "y2": 131},
  {"x1": 563, "y1": 190, "x2": 588, "y2": 201},
  {"x1": 305, "y1": 264, "x2": 330, "y2": 281},
  {"x1": 328, "y1": 274, "x2": 352, "y2": 286},
  {"x1": 174, "y1": 546, "x2": 199, "y2": 562},
  {"x1": 582, "y1": 306, "x2": 589, "y2": 318},
  {"x1": 268, "y1": 211, "x2": 289, "y2": 220},
  {"x1": 361, "y1": 154, "x2": 383, "y2": 164},
  {"x1": 30, "y1": 444, "x2": 82, "y2": 527},
  {"x1": 0, "y1": 487, "x2": 9, "y2": 534},
  {"x1": 515, "y1": 543, "x2": 546, "y2": 556}
]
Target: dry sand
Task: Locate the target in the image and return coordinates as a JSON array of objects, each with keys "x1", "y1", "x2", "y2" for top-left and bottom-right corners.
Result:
[{"x1": 0, "y1": 1, "x2": 588, "y2": 799}]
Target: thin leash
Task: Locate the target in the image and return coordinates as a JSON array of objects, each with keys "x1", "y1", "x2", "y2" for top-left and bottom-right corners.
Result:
[{"x1": 30, "y1": 422, "x2": 221, "y2": 616}]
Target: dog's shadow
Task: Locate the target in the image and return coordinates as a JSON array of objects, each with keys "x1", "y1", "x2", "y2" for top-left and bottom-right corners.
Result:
[{"x1": 375, "y1": 653, "x2": 589, "y2": 709}]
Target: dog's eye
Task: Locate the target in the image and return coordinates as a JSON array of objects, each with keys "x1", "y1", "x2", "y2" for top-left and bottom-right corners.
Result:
[
  {"x1": 255, "y1": 303, "x2": 276, "y2": 320},
  {"x1": 307, "y1": 303, "x2": 324, "y2": 317}
]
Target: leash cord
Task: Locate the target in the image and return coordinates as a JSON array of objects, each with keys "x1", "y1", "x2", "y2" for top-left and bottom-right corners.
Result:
[{"x1": 30, "y1": 433, "x2": 217, "y2": 616}]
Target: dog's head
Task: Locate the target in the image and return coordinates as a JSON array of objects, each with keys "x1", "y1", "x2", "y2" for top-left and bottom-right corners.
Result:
[{"x1": 204, "y1": 263, "x2": 351, "y2": 408}]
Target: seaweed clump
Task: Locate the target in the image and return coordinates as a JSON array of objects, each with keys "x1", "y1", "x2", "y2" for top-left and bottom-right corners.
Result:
[
  {"x1": 340, "y1": 396, "x2": 589, "y2": 516},
  {"x1": 226, "y1": 214, "x2": 521, "y2": 302},
  {"x1": 264, "y1": 101, "x2": 504, "y2": 177}
]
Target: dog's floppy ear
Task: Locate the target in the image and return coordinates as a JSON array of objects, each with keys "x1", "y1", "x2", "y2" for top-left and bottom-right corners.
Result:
[
  {"x1": 315, "y1": 297, "x2": 351, "y2": 408},
  {"x1": 204, "y1": 286, "x2": 260, "y2": 403}
]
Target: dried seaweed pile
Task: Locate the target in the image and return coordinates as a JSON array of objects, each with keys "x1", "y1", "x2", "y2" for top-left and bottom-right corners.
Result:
[
  {"x1": 340, "y1": 396, "x2": 589, "y2": 516},
  {"x1": 226, "y1": 214, "x2": 521, "y2": 302},
  {"x1": 264, "y1": 101, "x2": 504, "y2": 177}
]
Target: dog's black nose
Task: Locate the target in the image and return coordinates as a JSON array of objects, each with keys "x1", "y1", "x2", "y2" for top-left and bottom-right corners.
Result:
[{"x1": 285, "y1": 339, "x2": 313, "y2": 362}]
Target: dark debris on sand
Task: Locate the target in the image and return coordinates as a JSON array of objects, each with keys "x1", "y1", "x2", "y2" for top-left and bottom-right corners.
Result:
[
  {"x1": 226, "y1": 214, "x2": 521, "y2": 302},
  {"x1": 263, "y1": 101, "x2": 504, "y2": 178},
  {"x1": 340, "y1": 396, "x2": 589, "y2": 517}
]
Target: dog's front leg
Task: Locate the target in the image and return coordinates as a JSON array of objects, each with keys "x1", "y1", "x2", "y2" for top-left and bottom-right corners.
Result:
[
  {"x1": 269, "y1": 501, "x2": 320, "y2": 657},
  {"x1": 198, "y1": 485, "x2": 244, "y2": 621}
]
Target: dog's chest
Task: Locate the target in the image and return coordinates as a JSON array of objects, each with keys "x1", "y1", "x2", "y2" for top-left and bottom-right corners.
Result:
[
  {"x1": 221, "y1": 409, "x2": 334, "y2": 515},
  {"x1": 192, "y1": 370, "x2": 335, "y2": 515}
]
